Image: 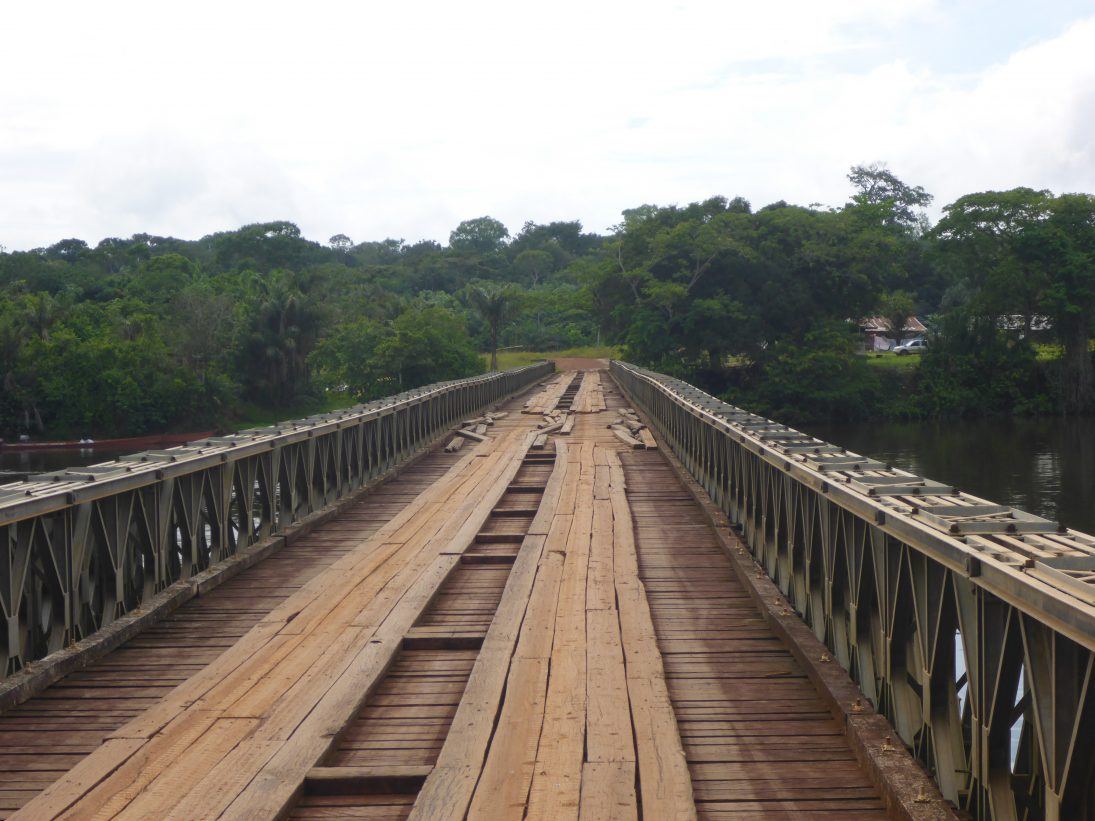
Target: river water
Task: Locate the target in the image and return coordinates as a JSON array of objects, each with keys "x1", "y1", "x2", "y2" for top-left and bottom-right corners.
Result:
[
  {"x1": 0, "y1": 448, "x2": 133, "y2": 480},
  {"x1": 807, "y1": 416, "x2": 1095, "y2": 536}
]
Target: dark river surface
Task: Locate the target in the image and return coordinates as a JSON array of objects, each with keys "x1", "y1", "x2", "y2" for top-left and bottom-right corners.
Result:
[
  {"x1": 806, "y1": 416, "x2": 1095, "y2": 536},
  {"x1": 0, "y1": 447, "x2": 133, "y2": 480}
]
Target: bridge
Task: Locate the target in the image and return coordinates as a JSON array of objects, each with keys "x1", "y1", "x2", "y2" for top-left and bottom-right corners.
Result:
[{"x1": 0, "y1": 362, "x2": 1090, "y2": 820}]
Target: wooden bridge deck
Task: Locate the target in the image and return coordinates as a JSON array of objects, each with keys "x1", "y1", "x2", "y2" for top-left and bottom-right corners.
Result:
[{"x1": 0, "y1": 371, "x2": 927, "y2": 819}]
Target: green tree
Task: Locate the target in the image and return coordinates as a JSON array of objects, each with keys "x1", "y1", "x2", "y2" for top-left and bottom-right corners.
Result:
[
  {"x1": 915, "y1": 310, "x2": 1050, "y2": 417},
  {"x1": 935, "y1": 189, "x2": 1095, "y2": 411},
  {"x1": 1041, "y1": 194, "x2": 1095, "y2": 411},
  {"x1": 312, "y1": 306, "x2": 481, "y2": 400},
  {"x1": 733, "y1": 321, "x2": 882, "y2": 424},
  {"x1": 848, "y1": 163, "x2": 933, "y2": 230},
  {"x1": 328, "y1": 233, "x2": 353, "y2": 251},
  {"x1": 122, "y1": 253, "x2": 199, "y2": 304},
  {"x1": 310, "y1": 318, "x2": 386, "y2": 398},
  {"x1": 878, "y1": 290, "x2": 917, "y2": 346},
  {"x1": 513, "y1": 249, "x2": 554, "y2": 286},
  {"x1": 933, "y1": 187, "x2": 1052, "y2": 329},
  {"x1": 449, "y1": 217, "x2": 510, "y2": 255},
  {"x1": 240, "y1": 270, "x2": 323, "y2": 405},
  {"x1": 465, "y1": 282, "x2": 522, "y2": 370}
]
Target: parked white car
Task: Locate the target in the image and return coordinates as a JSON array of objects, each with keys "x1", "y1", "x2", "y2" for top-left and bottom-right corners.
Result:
[{"x1": 894, "y1": 338, "x2": 928, "y2": 355}]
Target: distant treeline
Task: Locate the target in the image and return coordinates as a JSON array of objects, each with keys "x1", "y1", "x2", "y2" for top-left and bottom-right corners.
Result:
[{"x1": 2, "y1": 165, "x2": 1093, "y2": 437}]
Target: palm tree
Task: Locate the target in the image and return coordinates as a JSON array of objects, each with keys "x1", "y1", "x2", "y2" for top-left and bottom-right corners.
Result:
[
  {"x1": 244, "y1": 271, "x2": 321, "y2": 404},
  {"x1": 465, "y1": 283, "x2": 520, "y2": 370},
  {"x1": 22, "y1": 292, "x2": 60, "y2": 340}
]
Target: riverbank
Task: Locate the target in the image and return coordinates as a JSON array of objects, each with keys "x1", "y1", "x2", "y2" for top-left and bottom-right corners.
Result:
[{"x1": 714, "y1": 333, "x2": 1083, "y2": 425}]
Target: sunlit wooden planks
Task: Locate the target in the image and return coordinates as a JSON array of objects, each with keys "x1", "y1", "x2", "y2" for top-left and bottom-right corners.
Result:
[
  {"x1": 13, "y1": 427, "x2": 535, "y2": 820},
  {"x1": 409, "y1": 443, "x2": 569, "y2": 820},
  {"x1": 608, "y1": 451, "x2": 695, "y2": 820},
  {"x1": 570, "y1": 370, "x2": 606, "y2": 413},
  {"x1": 455, "y1": 433, "x2": 690, "y2": 820},
  {"x1": 0, "y1": 452, "x2": 462, "y2": 817},
  {"x1": 523, "y1": 372, "x2": 576, "y2": 415}
]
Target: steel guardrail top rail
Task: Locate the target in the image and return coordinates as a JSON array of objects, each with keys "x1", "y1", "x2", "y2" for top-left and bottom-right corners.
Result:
[
  {"x1": 611, "y1": 360, "x2": 1095, "y2": 649},
  {"x1": 0, "y1": 363, "x2": 552, "y2": 525}
]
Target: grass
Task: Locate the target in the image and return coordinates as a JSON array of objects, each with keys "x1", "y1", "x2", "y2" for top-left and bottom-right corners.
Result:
[
  {"x1": 1035, "y1": 343, "x2": 1064, "y2": 362},
  {"x1": 864, "y1": 351, "x2": 922, "y2": 370},
  {"x1": 230, "y1": 393, "x2": 359, "y2": 430},
  {"x1": 869, "y1": 341, "x2": 1089, "y2": 368},
  {"x1": 485, "y1": 345, "x2": 622, "y2": 370}
]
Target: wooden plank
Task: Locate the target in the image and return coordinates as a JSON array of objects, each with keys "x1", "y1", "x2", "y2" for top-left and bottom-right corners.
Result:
[
  {"x1": 578, "y1": 761, "x2": 637, "y2": 820},
  {"x1": 214, "y1": 439, "x2": 536, "y2": 819},
  {"x1": 15, "y1": 431, "x2": 532, "y2": 819},
  {"x1": 463, "y1": 459, "x2": 582, "y2": 818},
  {"x1": 585, "y1": 609, "x2": 633, "y2": 764},
  {"x1": 21, "y1": 710, "x2": 221, "y2": 820},
  {"x1": 110, "y1": 717, "x2": 259, "y2": 819},
  {"x1": 525, "y1": 460, "x2": 592, "y2": 818},
  {"x1": 411, "y1": 446, "x2": 569, "y2": 821},
  {"x1": 465, "y1": 657, "x2": 549, "y2": 820},
  {"x1": 523, "y1": 372, "x2": 574, "y2": 415},
  {"x1": 454, "y1": 429, "x2": 488, "y2": 442},
  {"x1": 610, "y1": 427, "x2": 644, "y2": 449},
  {"x1": 3, "y1": 737, "x2": 145, "y2": 819},
  {"x1": 607, "y1": 453, "x2": 697, "y2": 820},
  {"x1": 585, "y1": 499, "x2": 615, "y2": 612}
]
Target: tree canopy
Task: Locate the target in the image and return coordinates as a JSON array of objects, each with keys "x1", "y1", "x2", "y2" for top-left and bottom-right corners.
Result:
[{"x1": 3, "y1": 164, "x2": 1093, "y2": 440}]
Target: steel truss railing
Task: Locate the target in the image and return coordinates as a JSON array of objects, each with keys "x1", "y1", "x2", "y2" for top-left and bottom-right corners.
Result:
[
  {"x1": 611, "y1": 360, "x2": 1095, "y2": 821},
  {"x1": 0, "y1": 363, "x2": 552, "y2": 677}
]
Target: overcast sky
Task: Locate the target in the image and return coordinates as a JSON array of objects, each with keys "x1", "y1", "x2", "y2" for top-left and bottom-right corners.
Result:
[{"x1": 2, "y1": 0, "x2": 1094, "y2": 251}]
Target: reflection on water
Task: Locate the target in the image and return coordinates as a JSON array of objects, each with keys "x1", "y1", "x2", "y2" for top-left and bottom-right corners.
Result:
[
  {"x1": 806, "y1": 416, "x2": 1095, "y2": 535},
  {"x1": 0, "y1": 448, "x2": 133, "y2": 479}
]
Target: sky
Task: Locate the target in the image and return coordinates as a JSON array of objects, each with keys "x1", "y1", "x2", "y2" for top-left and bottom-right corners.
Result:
[{"x1": 2, "y1": 0, "x2": 1094, "y2": 251}]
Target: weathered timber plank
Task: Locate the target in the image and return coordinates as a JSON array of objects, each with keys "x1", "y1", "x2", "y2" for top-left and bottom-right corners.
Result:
[
  {"x1": 14, "y1": 431, "x2": 531, "y2": 820},
  {"x1": 524, "y1": 451, "x2": 593, "y2": 819},
  {"x1": 578, "y1": 761, "x2": 637, "y2": 820},
  {"x1": 409, "y1": 445, "x2": 568, "y2": 821},
  {"x1": 608, "y1": 453, "x2": 697, "y2": 820}
]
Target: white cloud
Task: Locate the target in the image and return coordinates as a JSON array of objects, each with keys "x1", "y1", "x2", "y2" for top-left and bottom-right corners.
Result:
[{"x1": 1, "y1": 1, "x2": 1092, "y2": 249}]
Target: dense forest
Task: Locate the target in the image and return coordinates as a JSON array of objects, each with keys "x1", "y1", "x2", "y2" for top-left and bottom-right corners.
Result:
[{"x1": 2, "y1": 165, "x2": 1093, "y2": 439}]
